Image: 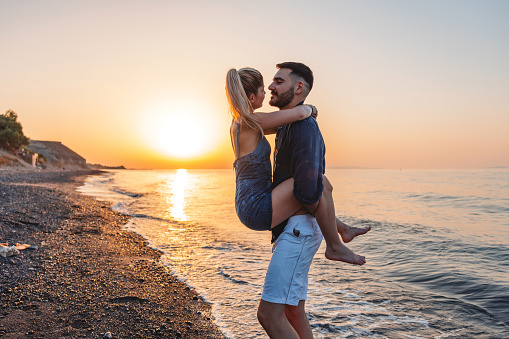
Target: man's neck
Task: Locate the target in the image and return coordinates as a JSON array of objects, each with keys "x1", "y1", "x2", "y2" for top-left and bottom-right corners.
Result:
[{"x1": 282, "y1": 99, "x2": 305, "y2": 110}]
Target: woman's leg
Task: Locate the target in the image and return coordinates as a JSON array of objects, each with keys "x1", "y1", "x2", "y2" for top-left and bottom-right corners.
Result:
[
  {"x1": 336, "y1": 218, "x2": 371, "y2": 243},
  {"x1": 270, "y1": 178, "x2": 303, "y2": 227},
  {"x1": 271, "y1": 178, "x2": 366, "y2": 265},
  {"x1": 316, "y1": 177, "x2": 366, "y2": 265}
]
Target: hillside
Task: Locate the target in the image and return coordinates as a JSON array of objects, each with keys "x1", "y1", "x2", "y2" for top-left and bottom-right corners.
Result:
[
  {"x1": 0, "y1": 141, "x2": 88, "y2": 171},
  {"x1": 0, "y1": 148, "x2": 33, "y2": 169}
]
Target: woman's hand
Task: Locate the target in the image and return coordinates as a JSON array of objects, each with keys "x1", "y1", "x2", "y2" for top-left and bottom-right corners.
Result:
[{"x1": 307, "y1": 105, "x2": 318, "y2": 119}]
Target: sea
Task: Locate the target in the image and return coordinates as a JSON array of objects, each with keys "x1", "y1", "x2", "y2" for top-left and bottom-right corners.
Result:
[{"x1": 77, "y1": 168, "x2": 509, "y2": 338}]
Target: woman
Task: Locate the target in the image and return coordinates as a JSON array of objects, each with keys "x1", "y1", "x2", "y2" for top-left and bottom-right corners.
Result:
[{"x1": 226, "y1": 67, "x2": 368, "y2": 265}]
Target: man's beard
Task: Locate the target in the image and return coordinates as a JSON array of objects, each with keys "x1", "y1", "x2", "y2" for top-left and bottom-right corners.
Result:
[{"x1": 269, "y1": 87, "x2": 295, "y2": 108}]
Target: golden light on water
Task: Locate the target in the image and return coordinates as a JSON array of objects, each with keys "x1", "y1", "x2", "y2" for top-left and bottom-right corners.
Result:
[
  {"x1": 167, "y1": 169, "x2": 188, "y2": 221},
  {"x1": 140, "y1": 101, "x2": 222, "y2": 160}
]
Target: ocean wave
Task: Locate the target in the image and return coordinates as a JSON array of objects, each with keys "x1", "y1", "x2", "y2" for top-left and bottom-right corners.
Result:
[
  {"x1": 130, "y1": 213, "x2": 175, "y2": 223},
  {"x1": 472, "y1": 203, "x2": 509, "y2": 214},
  {"x1": 111, "y1": 206, "x2": 189, "y2": 226},
  {"x1": 99, "y1": 177, "x2": 114, "y2": 183},
  {"x1": 405, "y1": 192, "x2": 509, "y2": 214},
  {"x1": 111, "y1": 202, "x2": 131, "y2": 214},
  {"x1": 111, "y1": 188, "x2": 143, "y2": 198},
  {"x1": 202, "y1": 244, "x2": 256, "y2": 252},
  {"x1": 217, "y1": 268, "x2": 248, "y2": 285},
  {"x1": 202, "y1": 245, "x2": 234, "y2": 251},
  {"x1": 340, "y1": 215, "x2": 509, "y2": 327},
  {"x1": 381, "y1": 254, "x2": 509, "y2": 325},
  {"x1": 311, "y1": 323, "x2": 376, "y2": 336},
  {"x1": 407, "y1": 193, "x2": 464, "y2": 201}
]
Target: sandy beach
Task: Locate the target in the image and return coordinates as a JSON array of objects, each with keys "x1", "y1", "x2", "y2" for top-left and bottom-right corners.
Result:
[{"x1": 0, "y1": 170, "x2": 225, "y2": 338}]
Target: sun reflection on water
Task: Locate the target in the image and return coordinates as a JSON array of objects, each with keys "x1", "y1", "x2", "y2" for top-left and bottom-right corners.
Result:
[{"x1": 167, "y1": 169, "x2": 188, "y2": 221}]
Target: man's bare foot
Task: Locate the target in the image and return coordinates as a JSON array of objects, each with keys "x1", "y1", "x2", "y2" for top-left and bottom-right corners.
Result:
[
  {"x1": 339, "y1": 225, "x2": 371, "y2": 243},
  {"x1": 324, "y1": 243, "x2": 366, "y2": 265}
]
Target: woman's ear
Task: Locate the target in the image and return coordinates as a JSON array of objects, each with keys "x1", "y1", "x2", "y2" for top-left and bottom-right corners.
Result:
[{"x1": 249, "y1": 93, "x2": 256, "y2": 103}]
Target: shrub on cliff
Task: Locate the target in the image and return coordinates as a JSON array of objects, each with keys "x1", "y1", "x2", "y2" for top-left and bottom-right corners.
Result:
[{"x1": 0, "y1": 110, "x2": 29, "y2": 151}]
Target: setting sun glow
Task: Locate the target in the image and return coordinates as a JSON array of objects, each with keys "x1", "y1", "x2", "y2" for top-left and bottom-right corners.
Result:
[
  {"x1": 141, "y1": 102, "x2": 221, "y2": 160},
  {"x1": 2, "y1": 1, "x2": 508, "y2": 169},
  {"x1": 167, "y1": 169, "x2": 188, "y2": 222}
]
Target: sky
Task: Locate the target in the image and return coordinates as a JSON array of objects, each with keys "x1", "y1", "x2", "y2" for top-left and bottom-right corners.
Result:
[{"x1": 1, "y1": 0, "x2": 508, "y2": 169}]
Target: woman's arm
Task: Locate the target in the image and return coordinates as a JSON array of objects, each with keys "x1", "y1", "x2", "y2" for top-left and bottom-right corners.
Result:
[{"x1": 253, "y1": 105, "x2": 316, "y2": 131}]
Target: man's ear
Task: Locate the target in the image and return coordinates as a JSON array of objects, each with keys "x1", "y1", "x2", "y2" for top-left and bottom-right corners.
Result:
[{"x1": 294, "y1": 81, "x2": 305, "y2": 95}]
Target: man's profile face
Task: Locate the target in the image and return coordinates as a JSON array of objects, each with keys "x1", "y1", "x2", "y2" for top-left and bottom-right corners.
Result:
[{"x1": 268, "y1": 68, "x2": 295, "y2": 108}]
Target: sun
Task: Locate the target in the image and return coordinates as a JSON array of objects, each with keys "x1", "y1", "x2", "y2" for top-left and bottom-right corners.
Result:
[{"x1": 141, "y1": 101, "x2": 221, "y2": 159}]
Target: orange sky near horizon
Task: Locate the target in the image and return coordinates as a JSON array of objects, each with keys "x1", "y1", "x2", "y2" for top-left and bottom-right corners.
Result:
[{"x1": 1, "y1": 1, "x2": 508, "y2": 169}]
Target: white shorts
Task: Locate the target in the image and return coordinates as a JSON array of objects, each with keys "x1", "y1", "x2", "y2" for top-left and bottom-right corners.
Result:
[{"x1": 261, "y1": 214, "x2": 323, "y2": 306}]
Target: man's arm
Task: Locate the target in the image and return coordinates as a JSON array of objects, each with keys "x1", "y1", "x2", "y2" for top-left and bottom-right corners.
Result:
[{"x1": 289, "y1": 117, "x2": 325, "y2": 210}]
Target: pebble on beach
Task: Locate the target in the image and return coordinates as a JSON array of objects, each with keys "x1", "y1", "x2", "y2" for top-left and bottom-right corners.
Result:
[{"x1": 0, "y1": 170, "x2": 225, "y2": 338}]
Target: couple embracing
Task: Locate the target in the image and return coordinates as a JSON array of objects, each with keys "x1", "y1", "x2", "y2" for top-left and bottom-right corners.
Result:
[{"x1": 226, "y1": 62, "x2": 370, "y2": 338}]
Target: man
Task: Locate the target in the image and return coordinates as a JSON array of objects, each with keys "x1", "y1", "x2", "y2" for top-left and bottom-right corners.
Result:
[{"x1": 257, "y1": 62, "x2": 327, "y2": 338}]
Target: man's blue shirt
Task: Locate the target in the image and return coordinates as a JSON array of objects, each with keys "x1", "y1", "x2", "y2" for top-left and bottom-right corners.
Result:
[{"x1": 271, "y1": 114, "x2": 326, "y2": 241}]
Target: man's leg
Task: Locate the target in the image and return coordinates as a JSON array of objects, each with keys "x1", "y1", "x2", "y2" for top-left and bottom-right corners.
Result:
[
  {"x1": 285, "y1": 300, "x2": 313, "y2": 339},
  {"x1": 257, "y1": 300, "x2": 299, "y2": 339},
  {"x1": 259, "y1": 215, "x2": 321, "y2": 337}
]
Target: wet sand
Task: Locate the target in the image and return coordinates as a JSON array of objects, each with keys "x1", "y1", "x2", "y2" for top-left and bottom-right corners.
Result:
[{"x1": 0, "y1": 170, "x2": 225, "y2": 338}]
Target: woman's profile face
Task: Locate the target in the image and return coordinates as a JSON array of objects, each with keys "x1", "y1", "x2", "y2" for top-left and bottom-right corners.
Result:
[{"x1": 251, "y1": 85, "x2": 266, "y2": 110}]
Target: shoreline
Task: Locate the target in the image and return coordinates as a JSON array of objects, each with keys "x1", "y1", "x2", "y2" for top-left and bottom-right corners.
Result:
[{"x1": 0, "y1": 170, "x2": 225, "y2": 338}]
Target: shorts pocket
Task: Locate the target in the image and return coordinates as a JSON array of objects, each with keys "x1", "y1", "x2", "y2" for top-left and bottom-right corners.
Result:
[{"x1": 278, "y1": 226, "x2": 311, "y2": 245}]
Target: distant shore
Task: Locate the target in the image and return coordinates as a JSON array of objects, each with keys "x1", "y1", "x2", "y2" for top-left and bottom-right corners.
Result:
[{"x1": 0, "y1": 170, "x2": 224, "y2": 338}]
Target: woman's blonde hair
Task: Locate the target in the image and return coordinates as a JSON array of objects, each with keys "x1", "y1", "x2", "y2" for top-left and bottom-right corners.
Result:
[{"x1": 226, "y1": 68, "x2": 263, "y2": 132}]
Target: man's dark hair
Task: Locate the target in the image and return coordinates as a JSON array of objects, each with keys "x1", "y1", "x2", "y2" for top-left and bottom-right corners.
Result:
[{"x1": 276, "y1": 62, "x2": 314, "y2": 92}]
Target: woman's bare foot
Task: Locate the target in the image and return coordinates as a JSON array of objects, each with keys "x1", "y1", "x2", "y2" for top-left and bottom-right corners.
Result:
[
  {"x1": 339, "y1": 225, "x2": 371, "y2": 243},
  {"x1": 324, "y1": 243, "x2": 366, "y2": 265}
]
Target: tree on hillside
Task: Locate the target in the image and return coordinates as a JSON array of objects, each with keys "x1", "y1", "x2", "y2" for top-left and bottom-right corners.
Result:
[{"x1": 0, "y1": 110, "x2": 29, "y2": 151}]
